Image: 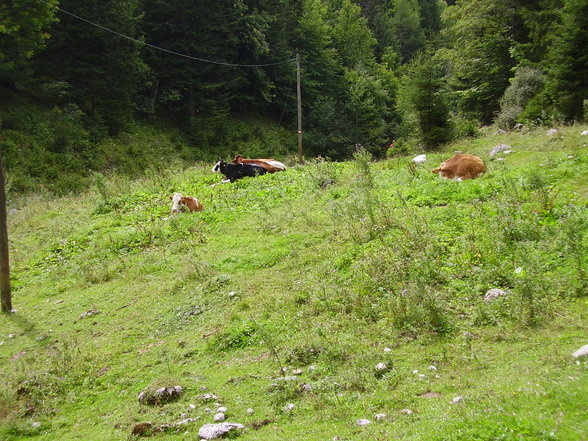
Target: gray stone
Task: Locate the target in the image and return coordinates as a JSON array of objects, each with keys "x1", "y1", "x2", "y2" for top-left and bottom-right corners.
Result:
[
  {"x1": 374, "y1": 413, "x2": 387, "y2": 421},
  {"x1": 547, "y1": 128, "x2": 559, "y2": 136},
  {"x1": 356, "y1": 419, "x2": 371, "y2": 426},
  {"x1": 484, "y1": 288, "x2": 508, "y2": 301},
  {"x1": 412, "y1": 154, "x2": 427, "y2": 164},
  {"x1": 198, "y1": 423, "x2": 245, "y2": 440},
  {"x1": 572, "y1": 344, "x2": 588, "y2": 359},
  {"x1": 213, "y1": 413, "x2": 225, "y2": 422},
  {"x1": 489, "y1": 144, "x2": 511, "y2": 156}
]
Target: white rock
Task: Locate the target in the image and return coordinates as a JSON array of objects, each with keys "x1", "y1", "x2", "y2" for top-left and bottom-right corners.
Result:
[
  {"x1": 547, "y1": 128, "x2": 559, "y2": 136},
  {"x1": 301, "y1": 383, "x2": 312, "y2": 392},
  {"x1": 189, "y1": 404, "x2": 196, "y2": 409},
  {"x1": 489, "y1": 144, "x2": 511, "y2": 156},
  {"x1": 292, "y1": 368, "x2": 303, "y2": 375},
  {"x1": 228, "y1": 291, "x2": 236, "y2": 297},
  {"x1": 8, "y1": 334, "x2": 15, "y2": 339},
  {"x1": 32, "y1": 422, "x2": 41, "y2": 429},
  {"x1": 412, "y1": 154, "x2": 427, "y2": 164},
  {"x1": 418, "y1": 374, "x2": 426, "y2": 379},
  {"x1": 428, "y1": 365, "x2": 438, "y2": 371},
  {"x1": 581, "y1": 130, "x2": 588, "y2": 135},
  {"x1": 216, "y1": 407, "x2": 227, "y2": 413},
  {"x1": 213, "y1": 413, "x2": 225, "y2": 422},
  {"x1": 375, "y1": 362, "x2": 388, "y2": 371},
  {"x1": 383, "y1": 347, "x2": 391, "y2": 353},
  {"x1": 484, "y1": 288, "x2": 508, "y2": 301},
  {"x1": 283, "y1": 403, "x2": 295, "y2": 412},
  {"x1": 197, "y1": 393, "x2": 218, "y2": 401},
  {"x1": 246, "y1": 408, "x2": 254, "y2": 415},
  {"x1": 198, "y1": 423, "x2": 245, "y2": 440},
  {"x1": 412, "y1": 370, "x2": 419, "y2": 375},
  {"x1": 572, "y1": 344, "x2": 588, "y2": 359},
  {"x1": 308, "y1": 365, "x2": 316, "y2": 371},
  {"x1": 374, "y1": 413, "x2": 387, "y2": 421},
  {"x1": 452, "y1": 396, "x2": 464, "y2": 404},
  {"x1": 356, "y1": 419, "x2": 371, "y2": 426},
  {"x1": 492, "y1": 129, "x2": 507, "y2": 136},
  {"x1": 400, "y1": 408, "x2": 413, "y2": 415}
]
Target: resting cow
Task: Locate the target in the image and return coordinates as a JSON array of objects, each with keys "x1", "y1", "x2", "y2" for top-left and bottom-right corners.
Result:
[
  {"x1": 211, "y1": 160, "x2": 268, "y2": 183},
  {"x1": 169, "y1": 192, "x2": 204, "y2": 214},
  {"x1": 432, "y1": 154, "x2": 487, "y2": 180},
  {"x1": 232, "y1": 155, "x2": 286, "y2": 172}
]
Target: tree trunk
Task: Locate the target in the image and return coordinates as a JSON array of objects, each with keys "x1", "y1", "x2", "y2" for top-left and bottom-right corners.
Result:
[{"x1": 0, "y1": 139, "x2": 12, "y2": 313}]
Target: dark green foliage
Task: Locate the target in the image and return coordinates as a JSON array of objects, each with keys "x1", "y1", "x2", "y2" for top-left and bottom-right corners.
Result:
[
  {"x1": 496, "y1": 66, "x2": 545, "y2": 128},
  {"x1": 391, "y1": 0, "x2": 426, "y2": 63},
  {"x1": 398, "y1": 52, "x2": 452, "y2": 149},
  {"x1": 441, "y1": 0, "x2": 516, "y2": 123},
  {"x1": 0, "y1": 0, "x2": 57, "y2": 80},
  {"x1": 32, "y1": 0, "x2": 146, "y2": 133},
  {"x1": 542, "y1": 0, "x2": 588, "y2": 121}
]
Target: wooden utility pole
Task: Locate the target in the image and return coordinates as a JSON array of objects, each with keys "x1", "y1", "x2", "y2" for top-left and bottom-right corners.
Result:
[
  {"x1": 296, "y1": 53, "x2": 303, "y2": 162},
  {"x1": 0, "y1": 124, "x2": 12, "y2": 313}
]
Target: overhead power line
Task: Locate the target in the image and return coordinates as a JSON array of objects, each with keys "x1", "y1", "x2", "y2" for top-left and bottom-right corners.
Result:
[{"x1": 41, "y1": 0, "x2": 296, "y2": 67}]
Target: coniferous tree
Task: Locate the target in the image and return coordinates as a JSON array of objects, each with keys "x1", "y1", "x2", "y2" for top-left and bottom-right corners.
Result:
[
  {"x1": 391, "y1": 0, "x2": 426, "y2": 63},
  {"x1": 440, "y1": 0, "x2": 515, "y2": 123},
  {"x1": 398, "y1": 52, "x2": 451, "y2": 149},
  {"x1": 543, "y1": 0, "x2": 588, "y2": 120},
  {"x1": 34, "y1": 0, "x2": 146, "y2": 133}
]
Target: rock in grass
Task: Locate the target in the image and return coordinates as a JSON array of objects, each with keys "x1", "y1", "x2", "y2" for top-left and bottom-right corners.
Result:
[
  {"x1": 572, "y1": 344, "x2": 588, "y2": 359},
  {"x1": 214, "y1": 413, "x2": 225, "y2": 422},
  {"x1": 198, "y1": 423, "x2": 244, "y2": 440},
  {"x1": 138, "y1": 385, "x2": 183, "y2": 405},
  {"x1": 356, "y1": 419, "x2": 371, "y2": 426},
  {"x1": 489, "y1": 144, "x2": 511, "y2": 157},
  {"x1": 484, "y1": 288, "x2": 508, "y2": 301},
  {"x1": 412, "y1": 154, "x2": 427, "y2": 164},
  {"x1": 197, "y1": 393, "x2": 219, "y2": 402},
  {"x1": 547, "y1": 128, "x2": 559, "y2": 136},
  {"x1": 80, "y1": 309, "x2": 100, "y2": 319},
  {"x1": 374, "y1": 413, "x2": 387, "y2": 421},
  {"x1": 452, "y1": 396, "x2": 464, "y2": 404}
]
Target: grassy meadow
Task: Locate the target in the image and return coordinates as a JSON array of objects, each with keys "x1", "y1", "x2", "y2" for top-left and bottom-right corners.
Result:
[{"x1": 1, "y1": 124, "x2": 587, "y2": 440}]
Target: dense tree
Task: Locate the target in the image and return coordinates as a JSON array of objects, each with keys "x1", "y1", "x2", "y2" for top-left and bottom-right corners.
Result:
[
  {"x1": 440, "y1": 0, "x2": 516, "y2": 123},
  {"x1": 33, "y1": 0, "x2": 146, "y2": 132},
  {"x1": 142, "y1": 0, "x2": 274, "y2": 124},
  {"x1": 0, "y1": 0, "x2": 57, "y2": 83},
  {"x1": 391, "y1": 0, "x2": 426, "y2": 63},
  {"x1": 397, "y1": 52, "x2": 451, "y2": 149},
  {"x1": 543, "y1": 0, "x2": 588, "y2": 121},
  {"x1": 330, "y1": 0, "x2": 377, "y2": 68}
]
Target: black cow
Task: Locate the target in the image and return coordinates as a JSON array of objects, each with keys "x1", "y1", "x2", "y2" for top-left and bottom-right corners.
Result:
[{"x1": 211, "y1": 160, "x2": 268, "y2": 183}]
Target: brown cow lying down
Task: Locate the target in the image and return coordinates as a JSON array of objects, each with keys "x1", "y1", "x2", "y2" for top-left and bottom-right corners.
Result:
[
  {"x1": 232, "y1": 155, "x2": 287, "y2": 173},
  {"x1": 432, "y1": 154, "x2": 487, "y2": 180},
  {"x1": 170, "y1": 192, "x2": 204, "y2": 214}
]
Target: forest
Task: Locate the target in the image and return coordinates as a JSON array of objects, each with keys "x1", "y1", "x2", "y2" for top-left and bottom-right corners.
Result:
[{"x1": 0, "y1": 0, "x2": 587, "y2": 191}]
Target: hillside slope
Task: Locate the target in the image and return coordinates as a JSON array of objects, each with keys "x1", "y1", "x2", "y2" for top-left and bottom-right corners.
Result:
[{"x1": 1, "y1": 125, "x2": 587, "y2": 441}]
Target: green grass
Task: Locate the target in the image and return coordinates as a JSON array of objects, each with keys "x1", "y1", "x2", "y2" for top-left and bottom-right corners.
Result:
[{"x1": 1, "y1": 124, "x2": 587, "y2": 440}]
